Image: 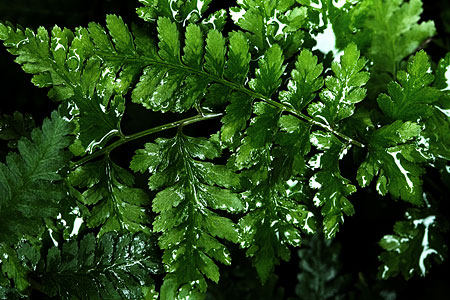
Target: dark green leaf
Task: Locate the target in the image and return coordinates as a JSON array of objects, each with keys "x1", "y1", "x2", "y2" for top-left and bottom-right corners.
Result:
[
  {"x1": 0, "y1": 112, "x2": 73, "y2": 244},
  {"x1": 32, "y1": 232, "x2": 161, "y2": 300}
]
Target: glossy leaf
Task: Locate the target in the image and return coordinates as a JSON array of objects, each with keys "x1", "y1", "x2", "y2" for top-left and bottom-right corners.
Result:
[
  {"x1": 249, "y1": 44, "x2": 285, "y2": 97},
  {"x1": 69, "y1": 157, "x2": 150, "y2": 236},
  {"x1": 131, "y1": 133, "x2": 243, "y2": 299},
  {"x1": 230, "y1": 0, "x2": 309, "y2": 57},
  {"x1": 280, "y1": 49, "x2": 324, "y2": 111},
  {"x1": 32, "y1": 232, "x2": 162, "y2": 299},
  {"x1": 357, "y1": 120, "x2": 427, "y2": 204},
  {"x1": 379, "y1": 206, "x2": 448, "y2": 280},
  {"x1": 307, "y1": 43, "x2": 369, "y2": 126},
  {"x1": 377, "y1": 51, "x2": 441, "y2": 121},
  {"x1": 308, "y1": 132, "x2": 356, "y2": 239}
]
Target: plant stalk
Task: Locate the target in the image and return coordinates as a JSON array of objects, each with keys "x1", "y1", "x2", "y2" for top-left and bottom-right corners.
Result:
[{"x1": 70, "y1": 112, "x2": 222, "y2": 169}]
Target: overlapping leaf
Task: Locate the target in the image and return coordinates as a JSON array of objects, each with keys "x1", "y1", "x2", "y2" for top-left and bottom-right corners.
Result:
[
  {"x1": 68, "y1": 157, "x2": 150, "y2": 236},
  {"x1": 307, "y1": 43, "x2": 369, "y2": 126},
  {"x1": 379, "y1": 206, "x2": 448, "y2": 280},
  {"x1": 31, "y1": 232, "x2": 161, "y2": 299},
  {"x1": 273, "y1": 115, "x2": 311, "y2": 181},
  {"x1": 0, "y1": 112, "x2": 73, "y2": 245},
  {"x1": 308, "y1": 131, "x2": 356, "y2": 239},
  {"x1": 377, "y1": 51, "x2": 441, "y2": 122},
  {"x1": 230, "y1": 0, "x2": 309, "y2": 57},
  {"x1": 130, "y1": 133, "x2": 243, "y2": 299},
  {"x1": 357, "y1": 121, "x2": 427, "y2": 204}
]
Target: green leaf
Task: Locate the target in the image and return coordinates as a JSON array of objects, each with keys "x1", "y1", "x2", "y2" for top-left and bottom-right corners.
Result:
[
  {"x1": 183, "y1": 24, "x2": 204, "y2": 70},
  {"x1": 377, "y1": 51, "x2": 441, "y2": 121},
  {"x1": 239, "y1": 179, "x2": 316, "y2": 282},
  {"x1": 0, "y1": 245, "x2": 30, "y2": 292},
  {"x1": 308, "y1": 133, "x2": 356, "y2": 239},
  {"x1": 32, "y1": 232, "x2": 162, "y2": 299},
  {"x1": 157, "y1": 17, "x2": 181, "y2": 63},
  {"x1": 0, "y1": 20, "x2": 142, "y2": 153},
  {"x1": 0, "y1": 112, "x2": 35, "y2": 149},
  {"x1": 235, "y1": 102, "x2": 281, "y2": 169},
  {"x1": 307, "y1": 43, "x2": 369, "y2": 125},
  {"x1": 273, "y1": 115, "x2": 311, "y2": 181},
  {"x1": 106, "y1": 15, "x2": 135, "y2": 55},
  {"x1": 131, "y1": 133, "x2": 243, "y2": 298},
  {"x1": 379, "y1": 206, "x2": 448, "y2": 280},
  {"x1": 364, "y1": 0, "x2": 436, "y2": 77},
  {"x1": 230, "y1": 0, "x2": 309, "y2": 57},
  {"x1": 69, "y1": 157, "x2": 150, "y2": 236},
  {"x1": 0, "y1": 112, "x2": 73, "y2": 245},
  {"x1": 249, "y1": 44, "x2": 285, "y2": 97},
  {"x1": 422, "y1": 105, "x2": 450, "y2": 161},
  {"x1": 225, "y1": 31, "x2": 251, "y2": 84},
  {"x1": 204, "y1": 30, "x2": 226, "y2": 78},
  {"x1": 131, "y1": 18, "x2": 220, "y2": 113},
  {"x1": 220, "y1": 92, "x2": 253, "y2": 146},
  {"x1": 279, "y1": 49, "x2": 324, "y2": 111},
  {"x1": 137, "y1": 0, "x2": 212, "y2": 24},
  {"x1": 357, "y1": 120, "x2": 426, "y2": 204}
]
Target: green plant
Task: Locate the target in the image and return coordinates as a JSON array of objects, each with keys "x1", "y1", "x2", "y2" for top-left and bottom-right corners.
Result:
[{"x1": 1, "y1": 0, "x2": 449, "y2": 298}]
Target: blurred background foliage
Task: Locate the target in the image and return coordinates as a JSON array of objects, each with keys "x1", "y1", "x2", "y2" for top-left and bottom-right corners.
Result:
[{"x1": 1, "y1": 0, "x2": 450, "y2": 299}]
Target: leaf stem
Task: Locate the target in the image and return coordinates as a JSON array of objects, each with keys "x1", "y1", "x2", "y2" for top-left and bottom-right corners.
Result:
[
  {"x1": 70, "y1": 112, "x2": 222, "y2": 169},
  {"x1": 98, "y1": 52, "x2": 365, "y2": 148}
]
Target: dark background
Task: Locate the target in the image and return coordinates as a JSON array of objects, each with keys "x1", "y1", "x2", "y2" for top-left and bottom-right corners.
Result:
[{"x1": 1, "y1": 0, "x2": 450, "y2": 299}]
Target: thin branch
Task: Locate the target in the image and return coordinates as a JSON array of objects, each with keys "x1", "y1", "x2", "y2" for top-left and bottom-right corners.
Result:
[
  {"x1": 98, "y1": 52, "x2": 366, "y2": 148},
  {"x1": 70, "y1": 112, "x2": 222, "y2": 169}
]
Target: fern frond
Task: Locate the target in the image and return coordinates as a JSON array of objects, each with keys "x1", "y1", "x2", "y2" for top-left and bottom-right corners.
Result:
[
  {"x1": 130, "y1": 133, "x2": 243, "y2": 299},
  {"x1": 0, "y1": 112, "x2": 73, "y2": 245}
]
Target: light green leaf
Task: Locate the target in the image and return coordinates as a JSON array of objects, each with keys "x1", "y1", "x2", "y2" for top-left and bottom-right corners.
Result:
[
  {"x1": 365, "y1": 0, "x2": 436, "y2": 77},
  {"x1": 204, "y1": 30, "x2": 226, "y2": 77},
  {"x1": 183, "y1": 24, "x2": 204, "y2": 69},
  {"x1": 106, "y1": 15, "x2": 135, "y2": 55},
  {"x1": 157, "y1": 17, "x2": 180, "y2": 63},
  {"x1": 280, "y1": 49, "x2": 324, "y2": 111},
  {"x1": 249, "y1": 44, "x2": 285, "y2": 97},
  {"x1": 377, "y1": 51, "x2": 441, "y2": 121}
]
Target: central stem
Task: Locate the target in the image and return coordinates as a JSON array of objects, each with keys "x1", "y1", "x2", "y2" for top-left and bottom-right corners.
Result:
[{"x1": 70, "y1": 112, "x2": 222, "y2": 169}]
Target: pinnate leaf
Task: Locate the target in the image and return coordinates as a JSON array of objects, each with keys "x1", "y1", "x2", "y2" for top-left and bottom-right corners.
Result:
[
  {"x1": 0, "y1": 112, "x2": 73, "y2": 245},
  {"x1": 69, "y1": 157, "x2": 150, "y2": 236}
]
